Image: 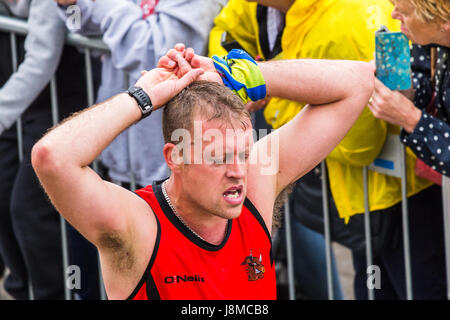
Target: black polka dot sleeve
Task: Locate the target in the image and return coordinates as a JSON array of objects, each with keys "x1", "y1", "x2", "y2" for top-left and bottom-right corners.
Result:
[
  {"x1": 400, "y1": 44, "x2": 450, "y2": 177},
  {"x1": 401, "y1": 113, "x2": 450, "y2": 176}
]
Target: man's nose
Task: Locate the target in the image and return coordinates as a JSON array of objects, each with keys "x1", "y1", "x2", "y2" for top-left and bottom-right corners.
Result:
[{"x1": 226, "y1": 157, "x2": 246, "y2": 179}]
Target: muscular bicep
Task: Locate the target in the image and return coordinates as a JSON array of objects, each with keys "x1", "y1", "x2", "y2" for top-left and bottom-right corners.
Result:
[
  {"x1": 37, "y1": 164, "x2": 152, "y2": 248},
  {"x1": 247, "y1": 92, "x2": 370, "y2": 225},
  {"x1": 275, "y1": 94, "x2": 370, "y2": 193},
  {"x1": 40, "y1": 165, "x2": 159, "y2": 300}
]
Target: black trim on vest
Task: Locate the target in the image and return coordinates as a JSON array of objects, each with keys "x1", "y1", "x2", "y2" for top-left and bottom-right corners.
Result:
[
  {"x1": 243, "y1": 198, "x2": 274, "y2": 267},
  {"x1": 153, "y1": 180, "x2": 233, "y2": 252},
  {"x1": 145, "y1": 272, "x2": 161, "y2": 300},
  {"x1": 126, "y1": 196, "x2": 162, "y2": 300}
]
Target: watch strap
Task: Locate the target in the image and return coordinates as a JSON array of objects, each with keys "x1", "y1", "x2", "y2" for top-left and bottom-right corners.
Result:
[{"x1": 127, "y1": 86, "x2": 153, "y2": 118}]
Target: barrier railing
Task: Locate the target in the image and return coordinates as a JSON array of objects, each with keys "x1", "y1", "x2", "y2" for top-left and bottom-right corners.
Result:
[
  {"x1": 0, "y1": 15, "x2": 109, "y2": 301},
  {"x1": 1, "y1": 15, "x2": 449, "y2": 301}
]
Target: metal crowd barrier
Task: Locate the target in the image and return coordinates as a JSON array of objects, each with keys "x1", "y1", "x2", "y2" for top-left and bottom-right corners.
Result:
[
  {"x1": 1, "y1": 15, "x2": 449, "y2": 301},
  {"x1": 0, "y1": 15, "x2": 110, "y2": 301}
]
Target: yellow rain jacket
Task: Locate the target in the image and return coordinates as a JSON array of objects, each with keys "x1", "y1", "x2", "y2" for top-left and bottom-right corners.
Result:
[{"x1": 209, "y1": 0, "x2": 433, "y2": 222}]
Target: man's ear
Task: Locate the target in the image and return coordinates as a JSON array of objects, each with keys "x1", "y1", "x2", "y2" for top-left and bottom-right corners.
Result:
[{"x1": 163, "y1": 143, "x2": 184, "y2": 171}]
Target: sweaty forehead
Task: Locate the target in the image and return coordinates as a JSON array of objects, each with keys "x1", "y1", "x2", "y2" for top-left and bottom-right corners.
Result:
[{"x1": 195, "y1": 118, "x2": 254, "y2": 149}]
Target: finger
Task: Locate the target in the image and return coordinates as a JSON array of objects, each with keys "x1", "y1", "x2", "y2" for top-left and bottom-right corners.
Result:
[
  {"x1": 177, "y1": 69, "x2": 204, "y2": 90},
  {"x1": 191, "y1": 55, "x2": 214, "y2": 70},
  {"x1": 254, "y1": 100, "x2": 268, "y2": 112},
  {"x1": 373, "y1": 81, "x2": 391, "y2": 103},
  {"x1": 367, "y1": 99, "x2": 381, "y2": 118},
  {"x1": 166, "y1": 49, "x2": 182, "y2": 62},
  {"x1": 190, "y1": 55, "x2": 202, "y2": 69},
  {"x1": 373, "y1": 77, "x2": 389, "y2": 95},
  {"x1": 367, "y1": 104, "x2": 379, "y2": 118},
  {"x1": 368, "y1": 93, "x2": 382, "y2": 107},
  {"x1": 368, "y1": 94, "x2": 389, "y2": 119},
  {"x1": 185, "y1": 48, "x2": 195, "y2": 62},
  {"x1": 157, "y1": 56, "x2": 177, "y2": 69},
  {"x1": 175, "y1": 43, "x2": 185, "y2": 52},
  {"x1": 176, "y1": 54, "x2": 193, "y2": 76}
]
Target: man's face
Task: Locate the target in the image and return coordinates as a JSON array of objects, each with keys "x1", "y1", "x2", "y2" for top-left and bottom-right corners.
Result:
[
  {"x1": 391, "y1": 0, "x2": 444, "y2": 45},
  {"x1": 179, "y1": 117, "x2": 254, "y2": 220}
]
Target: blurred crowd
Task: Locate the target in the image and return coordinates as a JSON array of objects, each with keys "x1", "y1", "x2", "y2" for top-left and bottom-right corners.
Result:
[{"x1": 0, "y1": 0, "x2": 448, "y2": 300}]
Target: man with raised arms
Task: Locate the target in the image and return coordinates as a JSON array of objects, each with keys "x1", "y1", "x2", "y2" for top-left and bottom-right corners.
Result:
[{"x1": 31, "y1": 46, "x2": 374, "y2": 299}]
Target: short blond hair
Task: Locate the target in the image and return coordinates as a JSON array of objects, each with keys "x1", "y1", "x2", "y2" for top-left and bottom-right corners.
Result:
[{"x1": 409, "y1": 0, "x2": 450, "y2": 22}]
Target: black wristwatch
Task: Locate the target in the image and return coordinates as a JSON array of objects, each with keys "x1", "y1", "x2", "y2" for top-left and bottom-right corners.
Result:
[{"x1": 127, "y1": 86, "x2": 153, "y2": 119}]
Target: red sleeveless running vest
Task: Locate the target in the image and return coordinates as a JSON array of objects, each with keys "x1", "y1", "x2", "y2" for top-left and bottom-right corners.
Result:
[{"x1": 127, "y1": 182, "x2": 276, "y2": 300}]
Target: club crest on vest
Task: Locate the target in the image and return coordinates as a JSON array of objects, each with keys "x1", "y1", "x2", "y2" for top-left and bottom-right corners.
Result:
[{"x1": 240, "y1": 249, "x2": 265, "y2": 281}]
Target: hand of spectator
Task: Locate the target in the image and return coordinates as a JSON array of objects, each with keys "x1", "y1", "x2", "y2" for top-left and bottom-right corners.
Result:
[
  {"x1": 135, "y1": 66, "x2": 204, "y2": 109},
  {"x1": 368, "y1": 78, "x2": 422, "y2": 133},
  {"x1": 55, "y1": 0, "x2": 77, "y2": 5},
  {"x1": 371, "y1": 59, "x2": 416, "y2": 101},
  {"x1": 158, "y1": 44, "x2": 223, "y2": 84},
  {"x1": 245, "y1": 97, "x2": 270, "y2": 113}
]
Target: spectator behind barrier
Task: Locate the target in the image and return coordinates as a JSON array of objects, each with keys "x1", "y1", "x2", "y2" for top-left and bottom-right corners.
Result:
[
  {"x1": 364, "y1": 1, "x2": 449, "y2": 299},
  {"x1": 211, "y1": 0, "x2": 448, "y2": 300},
  {"x1": 368, "y1": 0, "x2": 450, "y2": 180},
  {"x1": 55, "y1": 0, "x2": 227, "y2": 189},
  {"x1": 31, "y1": 47, "x2": 374, "y2": 300},
  {"x1": 209, "y1": 0, "x2": 344, "y2": 300},
  {"x1": 0, "y1": 0, "x2": 98, "y2": 299}
]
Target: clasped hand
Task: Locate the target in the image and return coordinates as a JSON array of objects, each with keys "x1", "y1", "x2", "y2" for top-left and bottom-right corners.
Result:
[
  {"x1": 368, "y1": 78, "x2": 422, "y2": 133},
  {"x1": 135, "y1": 44, "x2": 223, "y2": 109}
]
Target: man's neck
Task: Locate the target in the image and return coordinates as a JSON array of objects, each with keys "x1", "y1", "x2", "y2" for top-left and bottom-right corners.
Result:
[{"x1": 163, "y1": 178, "x2": 228, "y2": 245}]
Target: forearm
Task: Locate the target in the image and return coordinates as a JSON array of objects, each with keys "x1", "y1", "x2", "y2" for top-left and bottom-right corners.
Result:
[
  {"x1": 259, "y1": 59, "x2": 373, "y2": 106},
  {"x1": 32, "y1": 63, "x2": 202, "y2": 171},
  {"x1": 32, "y1": 93, "x2": 141, "y2": 171},
  {"x1": 268, "y1": 60, "x2": 374, "y2": 192}
]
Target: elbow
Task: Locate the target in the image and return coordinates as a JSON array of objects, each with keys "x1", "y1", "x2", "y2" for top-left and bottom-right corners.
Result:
[
  {"x1": 344, "y1": 61, "x2": 375, "y2": 113},
  {"x1": 357, "y1": 61, "x2": 375, "y2": 102},
  {"x1": 31, "y1": 140, "x2": 60, "y2": 178}
]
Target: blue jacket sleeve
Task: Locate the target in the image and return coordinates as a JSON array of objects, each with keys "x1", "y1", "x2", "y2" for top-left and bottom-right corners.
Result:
[{"x1": 401, "y1": 113, "x2": 450, "y2": 176}]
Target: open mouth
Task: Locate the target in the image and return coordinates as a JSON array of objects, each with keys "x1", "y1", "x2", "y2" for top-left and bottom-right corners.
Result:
[{"x1": 223, "y1": 185, "x2": 244, "y2": 204}]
